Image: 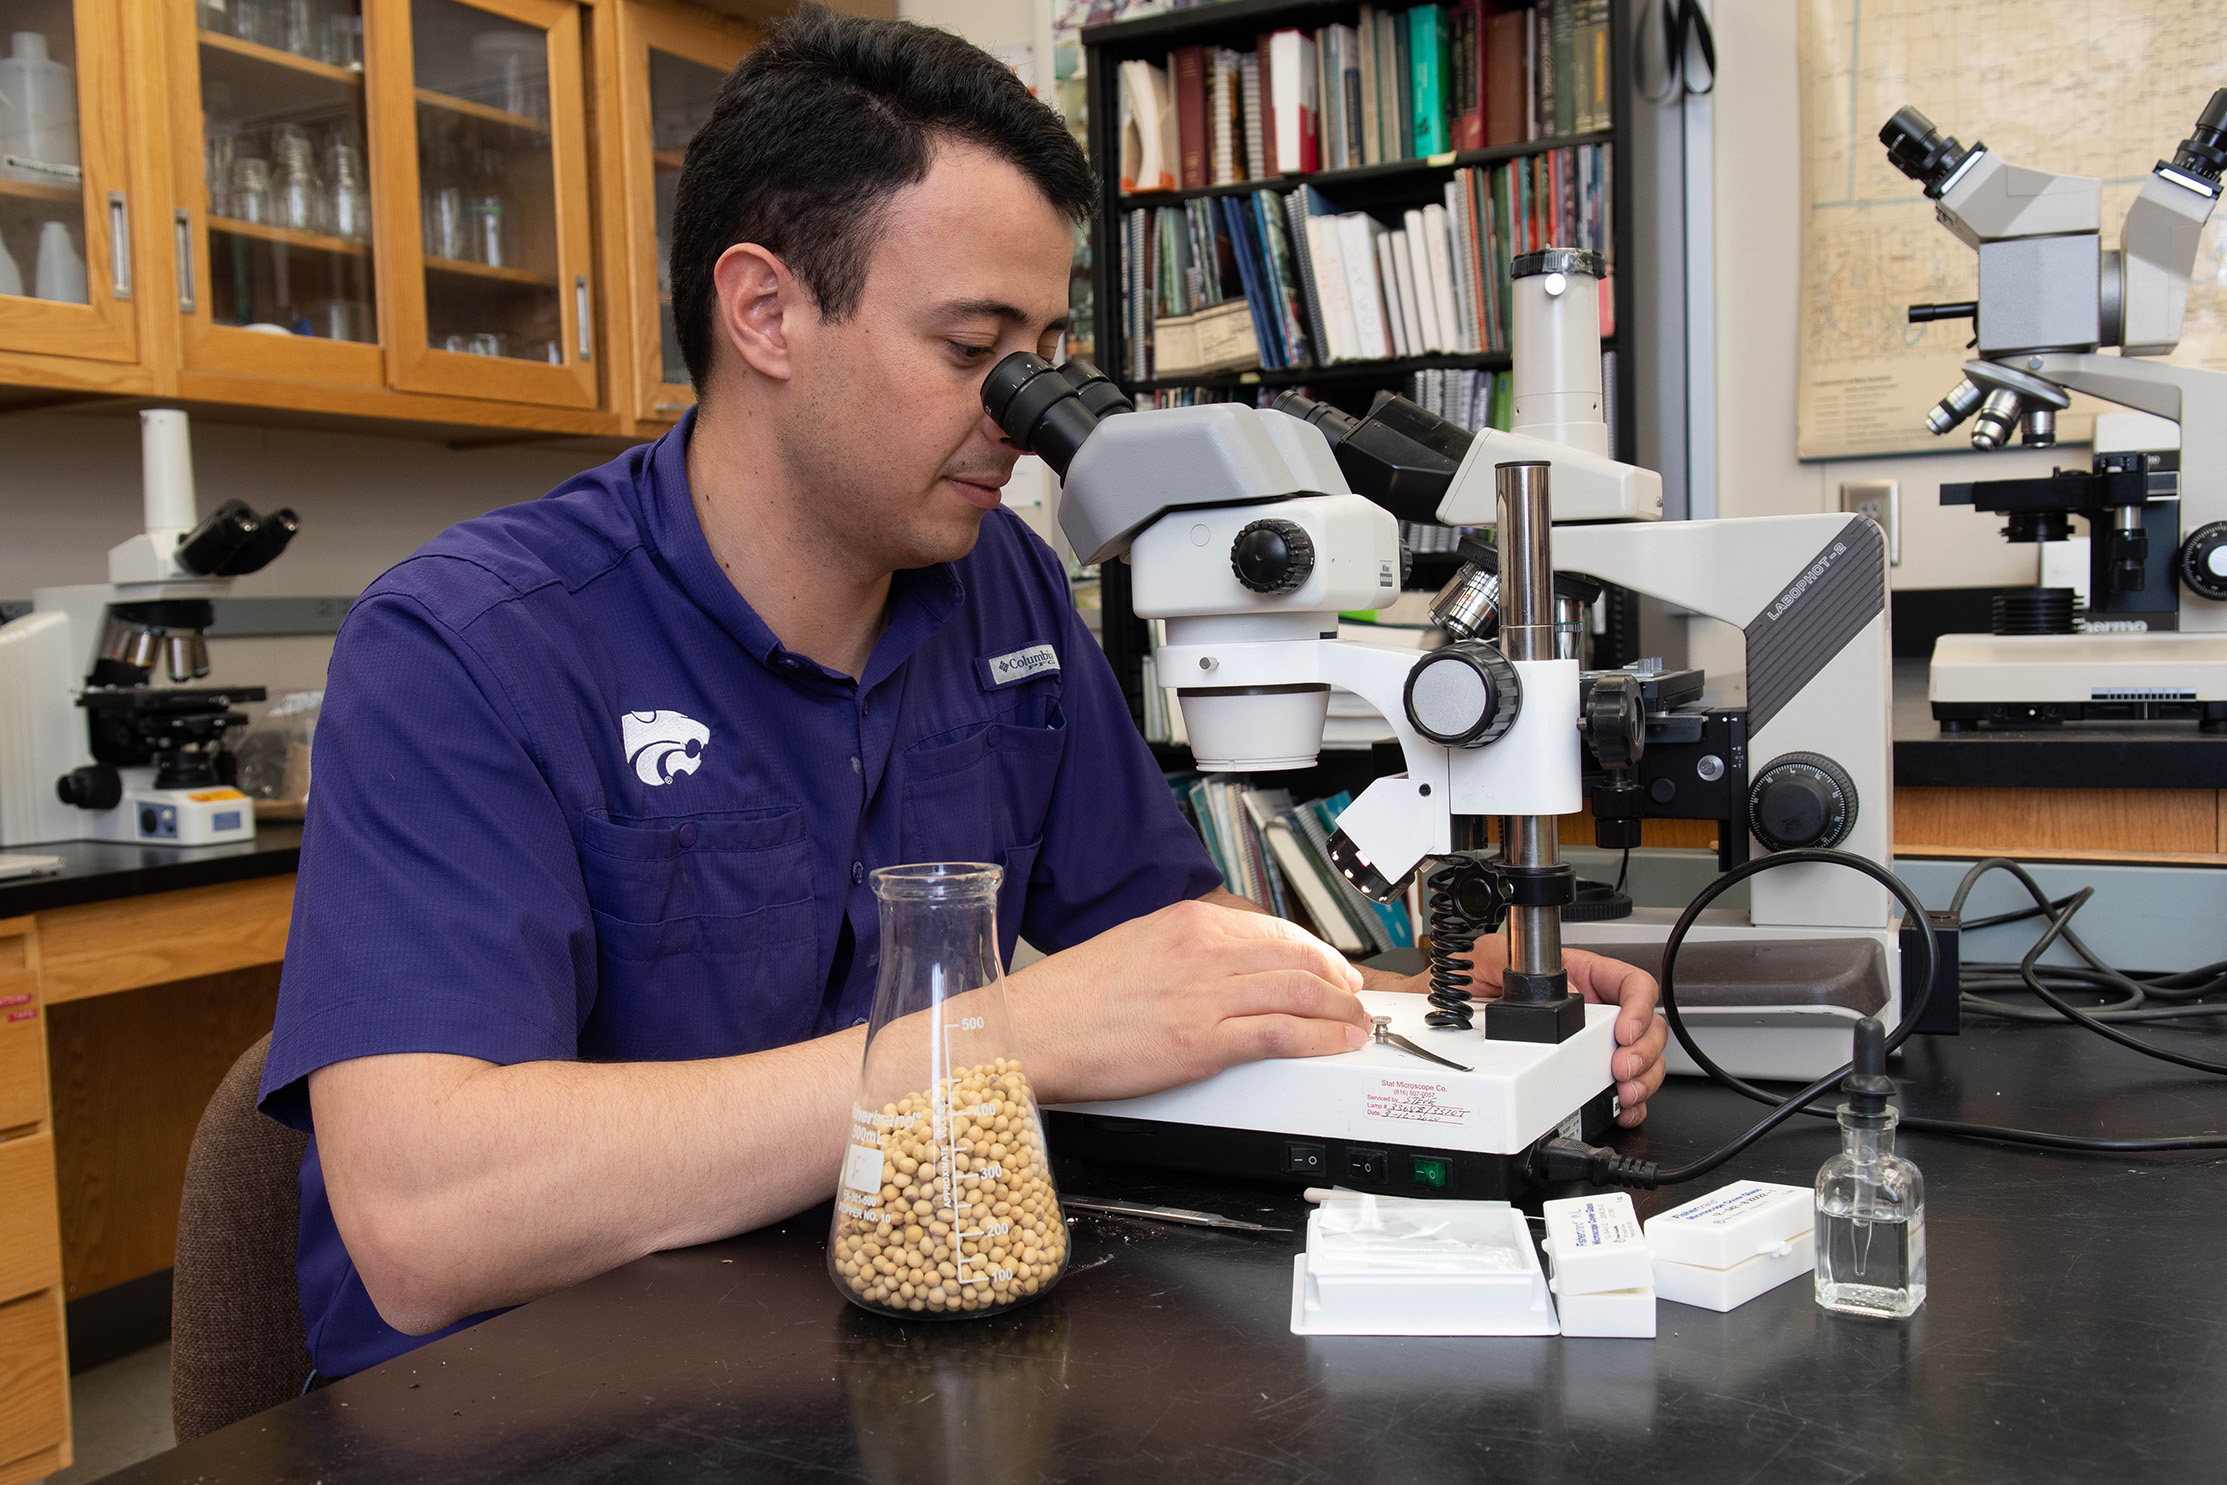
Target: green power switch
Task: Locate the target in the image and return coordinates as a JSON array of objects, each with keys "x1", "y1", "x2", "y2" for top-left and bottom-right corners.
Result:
[{"x1": 1410, "y1": 1156, "x2": 1449, "y2": 1189}]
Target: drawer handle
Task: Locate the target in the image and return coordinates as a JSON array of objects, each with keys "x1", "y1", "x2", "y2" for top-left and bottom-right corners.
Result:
[
  {"x1": 575, "y1": 275, "x2": 592, "y2": 361},
  {"x1": 108, "y1": 191, "x2": 130, "y2": 300},
  {"x1": 174, "y1": 210, "x2": 195, "y2": 314}
]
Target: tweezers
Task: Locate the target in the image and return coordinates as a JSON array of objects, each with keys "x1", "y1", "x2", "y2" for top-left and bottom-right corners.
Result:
[{"x1": 1062, "y1": 1198, "x2": 1292, "y2": 1233}]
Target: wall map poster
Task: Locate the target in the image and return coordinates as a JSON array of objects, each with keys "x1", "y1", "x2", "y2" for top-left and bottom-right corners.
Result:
[{"x1": 1796, "y1": 1, "x2": 2227, "y2": 459}]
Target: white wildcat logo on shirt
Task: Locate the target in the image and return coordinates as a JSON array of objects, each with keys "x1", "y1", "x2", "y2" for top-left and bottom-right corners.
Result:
[{"x1": 622, "y1": 710, "x2": 709, "y2": 786}]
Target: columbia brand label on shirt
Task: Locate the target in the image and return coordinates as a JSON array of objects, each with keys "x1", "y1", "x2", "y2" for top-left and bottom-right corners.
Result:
[{"x1": 978, "y1": 642, "x2": 1060, "y2": 689}]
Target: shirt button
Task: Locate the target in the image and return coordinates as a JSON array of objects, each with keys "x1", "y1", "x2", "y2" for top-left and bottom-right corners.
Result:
[
  {"x1": 985, "y1": 725, "x2": 1001, "y2": 750},
  {"x1": 675, "y1": 821, "x2": 698, "y2": 848},
  {"x1": 850, "y1": 755, "x2": 862, "y2": 774},
  {"x1": 851, "y1": 861, "x2": 865, "y2": 884}
]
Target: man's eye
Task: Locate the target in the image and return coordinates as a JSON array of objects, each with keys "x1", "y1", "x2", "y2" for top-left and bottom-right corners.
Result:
[{"x1": 950, "y1": 343, "x2": 994, "y2": 361}]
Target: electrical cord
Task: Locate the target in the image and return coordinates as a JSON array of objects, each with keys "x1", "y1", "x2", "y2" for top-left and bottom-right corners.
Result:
[
  {"x1": 1951, "y1": 863, "x2": 2227, "y2": 1077},
  {"x1": 1536, "y1": 849, "x2": 2227, "y2": 1189}
]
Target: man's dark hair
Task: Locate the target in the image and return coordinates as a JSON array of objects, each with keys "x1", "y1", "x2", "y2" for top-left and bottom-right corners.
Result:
[{"x1": 670, "y1": 4, "x2": 1096, "y2": 394}]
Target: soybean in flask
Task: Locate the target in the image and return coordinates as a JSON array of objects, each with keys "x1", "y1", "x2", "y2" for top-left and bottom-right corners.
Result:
[
  {"x1": 830, "y1": 863, "x2": 1069, "y2": 1319},
  {"x1": 1814, "y1": 1017, "x2": 1926, "y2": 1318}
]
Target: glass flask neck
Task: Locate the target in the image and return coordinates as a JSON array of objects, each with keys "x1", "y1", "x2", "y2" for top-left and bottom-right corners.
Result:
[
  {"x1": 1838, "y1": 1103, "x2": 1898, "y2": 1162},
  {"x1": 866, "y1": 862, "x2": 1005, "y2": 1035}
]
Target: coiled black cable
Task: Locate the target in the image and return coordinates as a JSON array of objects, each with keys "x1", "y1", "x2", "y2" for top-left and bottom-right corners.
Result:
[
  {"x1": 1423, "y1": 860, "x2": 1478, "y2": 1029},
  {"x1": 1644, "y1": 849, "x2": 1939, "y2": 1186}
]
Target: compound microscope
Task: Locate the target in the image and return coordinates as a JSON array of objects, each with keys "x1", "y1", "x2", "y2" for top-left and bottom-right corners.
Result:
[
  {"x1": 984, "y1": 253, "x2": 1906, "y2": 1204},
  {"x1": 0, "y1": 410, "x2": 296, "y2": 848},
  {"x1": 1880, "y1": 90, "x2": 2227, "y2": 730}
]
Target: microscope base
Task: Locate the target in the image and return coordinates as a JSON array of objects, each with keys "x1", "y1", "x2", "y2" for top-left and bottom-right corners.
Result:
[
  {"x1": 1047, "y1": 992, "x2": 1618, "y2": 1200},
  {"x1": 1560, "y1": 910, "x2": 1902, "y2": 1081},
  {"x1": 79, "y1": 767, "x2": 255, "y2": 846},
  {"x1": 1930, "y1": 631, "x2": 2227, "y2": 729}
]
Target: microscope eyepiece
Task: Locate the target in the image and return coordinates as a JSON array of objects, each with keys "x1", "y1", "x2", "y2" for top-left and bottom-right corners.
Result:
[
  {"x1": 1270, "y1": 390, "x2": 1362, "y2": 447},
  {"x1": 1879, "y1": 104, "x2": 1973, "y2": 197},
  {"x1": 981, "y1": 351, "x2": 1129, "y2": 478},
  {"x1": 2169, "y1": 87, "x2": 2227, "y2": 186}
]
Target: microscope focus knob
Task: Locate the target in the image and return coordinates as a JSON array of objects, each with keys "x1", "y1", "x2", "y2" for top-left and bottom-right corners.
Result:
[
  {"x1": 2179, "y1": 522, "x2": 2227, "y2": 602},
  {"x1": 56, "y1": 764, "x2": 122, "y2": 812},
  {"x1": 1230, "y1": 519, "x2": 1315, "y2": 594},
  {"x1": 1747, "y1": 752, "x2": 1859, "y2": 853},
  {"x1": 1404, "y1": 641, "x2": 1521, "y2": 747}
]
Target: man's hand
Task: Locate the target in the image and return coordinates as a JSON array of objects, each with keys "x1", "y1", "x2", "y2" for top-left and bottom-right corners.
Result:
[
  {"x1": 1009, "y1": 897, "x2": 1373, "y2": 1104},
  {"x1": 1369, "y1": 937, "x2": 1668, "y2": 1127}
]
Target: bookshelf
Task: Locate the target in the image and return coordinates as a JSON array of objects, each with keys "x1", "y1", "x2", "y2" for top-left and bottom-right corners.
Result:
[{"x1": 1081, "y1": 0, "x2": 1643, "y2": 733}]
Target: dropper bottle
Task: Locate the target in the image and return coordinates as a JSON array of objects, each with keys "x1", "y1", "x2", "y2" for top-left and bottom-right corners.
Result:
[{"x1": 1813, "y1": 1016, "x2": 1927, "y2": 1317}]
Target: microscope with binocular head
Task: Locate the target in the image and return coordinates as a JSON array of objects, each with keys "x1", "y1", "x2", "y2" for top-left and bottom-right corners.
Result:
[
  {"x1": 984, "y1": 251, "x2": 1906, "y2": 1201},
  {"x1": 1880, "y1": 90, "x2": 2227, "y2": 730},
  {"x1": 0, "y1": 409, "x2": 297, "y2": 849}
]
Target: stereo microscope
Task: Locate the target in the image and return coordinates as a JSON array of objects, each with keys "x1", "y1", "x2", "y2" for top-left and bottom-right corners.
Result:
[
  {"x1": 983, "y1": 252, "x2": 1905, "y2": 1202},
  {"x1": 0, "y1": 410, "x2": 297, "y2": 848},
  {"x1": 1880, "y1": 90, "x2": 2227, "y2": 730}
]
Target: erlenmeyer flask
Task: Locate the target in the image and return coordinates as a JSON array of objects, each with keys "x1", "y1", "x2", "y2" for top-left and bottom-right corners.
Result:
[{"x1": 830, "y1": 863, "x2": 1069, "y2": 1319}]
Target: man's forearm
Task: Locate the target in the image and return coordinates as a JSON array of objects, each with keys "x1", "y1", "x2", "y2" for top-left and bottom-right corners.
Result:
[{"x1": 313, "y1": 1029, "x2": 866, "y2": 1335}]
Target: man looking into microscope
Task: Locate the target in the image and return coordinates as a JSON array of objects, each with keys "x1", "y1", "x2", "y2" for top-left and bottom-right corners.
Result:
[{"x1": 261, "y1": 4, "x2": 1667, "y2": 1377}]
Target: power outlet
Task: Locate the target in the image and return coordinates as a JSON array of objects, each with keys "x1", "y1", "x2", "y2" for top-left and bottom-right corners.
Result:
[{"x1": 1840, "y1": 480, "x2": 1900, "y2": 566}]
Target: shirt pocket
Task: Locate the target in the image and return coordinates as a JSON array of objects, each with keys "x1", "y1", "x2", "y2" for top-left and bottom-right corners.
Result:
[
  {"x1": 899, "y1": 701, "x2": 1067, "y2": 868},
  {"x1": 575, "y1": 809, "x2": 822, "y2": 1056}
]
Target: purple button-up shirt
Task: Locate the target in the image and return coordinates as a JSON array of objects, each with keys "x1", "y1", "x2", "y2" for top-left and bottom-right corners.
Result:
[{"x1": 261, "y1": 411, "x2": 1218, "y2": 1376}]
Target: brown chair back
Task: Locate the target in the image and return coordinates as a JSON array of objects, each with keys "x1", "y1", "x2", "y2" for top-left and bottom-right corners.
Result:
[{"x1": 171, "y1": 1032, "x2": 313, "y2": 1442}]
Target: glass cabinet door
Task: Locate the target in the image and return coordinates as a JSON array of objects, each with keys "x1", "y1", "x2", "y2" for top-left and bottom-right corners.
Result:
[
  {"x1": 171, "y1": 0, "x2": 382, "y2": 385},
  {"x1": 599, "y1": 0, "x2": 750, "y2": 428},
  {"x1": 376, "y1": 0, "x2": 595, "y2": 407},
  {"x1": 0, "y1": 0, "x2": 137, "y2": 363}
]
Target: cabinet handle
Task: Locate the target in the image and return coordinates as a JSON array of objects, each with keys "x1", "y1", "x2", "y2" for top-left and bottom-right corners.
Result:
[
  {"x1": 107, "y1": 192, "x2": 130, "y2": 300},
  {"x1": 575, "y1": 275, "x2": 592, "y2": 361},
  {"x1": 173, "y1": 210, "x2": 195, "y2": 314}
]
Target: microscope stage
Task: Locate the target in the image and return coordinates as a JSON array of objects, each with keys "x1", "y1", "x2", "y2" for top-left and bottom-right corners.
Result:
[{"x1": 1046, "y1": 992, "x2": 1617, "y2": 1201}]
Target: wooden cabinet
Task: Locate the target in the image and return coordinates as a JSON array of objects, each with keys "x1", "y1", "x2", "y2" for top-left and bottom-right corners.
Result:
[
  {"x1": 163, "y1": 3, "x2": 385, "y2": 390},
  {"x1": 373, "y1": 0, "x2": 599, "y2": 408},
  {"x1": 0, "y1": 0, "x2": 151, "y2": 391},
  {"x1": 0, "y1": 0, "x2": 762, "y2": 435},
  {"x1": 0, "y1": 916, "x2": 69, "y2": 1485},
  {"x1": 592, "y1": 0, "x2": 754, "y2": 432}
]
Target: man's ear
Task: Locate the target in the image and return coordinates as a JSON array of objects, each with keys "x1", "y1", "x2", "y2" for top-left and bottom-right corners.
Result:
[{"x1": 711, "y1": 242, "x2": 807, "y2": 383}]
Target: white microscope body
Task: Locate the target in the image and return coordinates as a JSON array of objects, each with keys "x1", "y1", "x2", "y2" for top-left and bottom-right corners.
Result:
[
  {"x1": 987, "y1": 245, "x2": 1901, "y2": 1114},
  {"x1": 0, "y1": 411, "x2": 293, "y2": 848},
  {"x1": 1880, "y1": 93, "x2": 2227, "y2": 729}
]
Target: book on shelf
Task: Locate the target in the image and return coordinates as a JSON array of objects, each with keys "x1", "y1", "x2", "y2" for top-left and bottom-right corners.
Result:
[
  {"x1": 1126, "y1": 2, "x2": 1611, "y2": 202},
  {"x1": 1173, "y1": 45, "x2": 1207, "y2": 190},
  {"x1": 1170, "y1": 773, "x2": 1417, "y2": 955},
  {"x1": 1266, "y1": 29, "x2": 1320, "y2": 175},
  {"x1": 1121, "y1": 144, "x2": 1610, "y2": 382},
  {"x1": 1119, "y1": 58, "x2": 1176, "y2": 194}
]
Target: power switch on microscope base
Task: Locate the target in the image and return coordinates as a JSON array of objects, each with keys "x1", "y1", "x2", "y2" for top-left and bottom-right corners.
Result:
[
  {"x1": 1346, "y1": 1147, "x2": 1389, "y2": 1182},
  {"x1": 1283, "y1": 1142, "x2": 1327, "y2": 1177}
]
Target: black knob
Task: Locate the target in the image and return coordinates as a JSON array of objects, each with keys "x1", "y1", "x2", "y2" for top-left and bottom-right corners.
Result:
[
  {"x1": 1748, "y1": 752, "x2": 1858, "y2": 852},
  {"x1": 1231, "y1": 519, "x2": 1315, "y2": 594},
  {"x1": 1582, "y1": 673, "x2": 1645, "y2": 770},
  {"x1": 57, "y1": 763, "x2": 122, "y2": 811},
  {"x1": 1403, "y1": 641, "x2": 1521, "y2": 747},
  {"x1": 2180, "y1": 522, "x2": 2227, "y2": 602}
]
